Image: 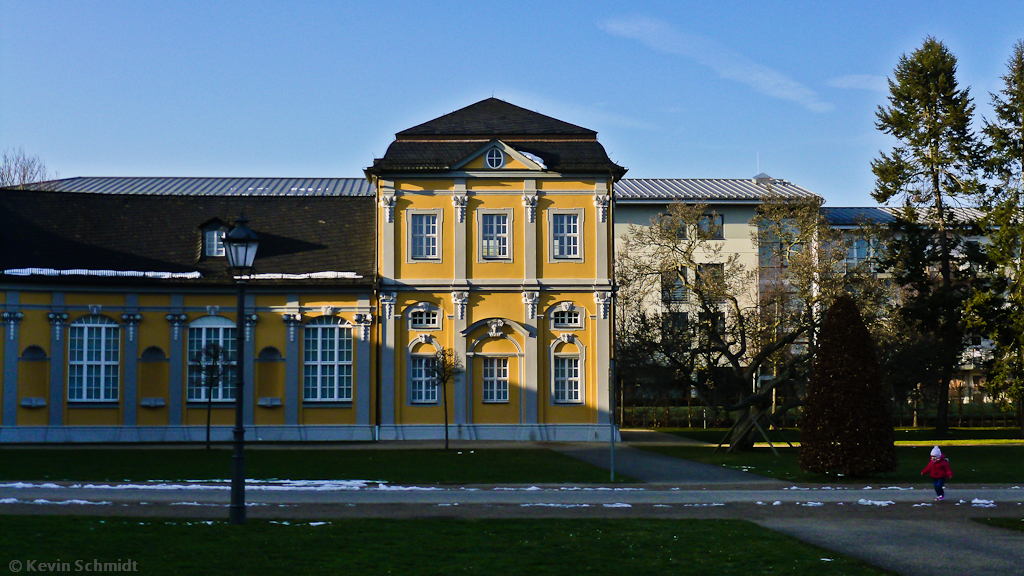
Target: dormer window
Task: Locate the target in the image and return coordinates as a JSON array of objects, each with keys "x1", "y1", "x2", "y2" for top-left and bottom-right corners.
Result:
[
  {"x1": 484, "y1": 148, "x2": 504, "y2": 169},
  {"x1": 205, "y1": 229, "x2": 225, "y2": 257}
]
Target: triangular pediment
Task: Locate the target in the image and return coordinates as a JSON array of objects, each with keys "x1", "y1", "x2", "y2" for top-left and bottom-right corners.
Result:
[{"x1": 451, "y1": 140, "x2": 548, "y2": 172}]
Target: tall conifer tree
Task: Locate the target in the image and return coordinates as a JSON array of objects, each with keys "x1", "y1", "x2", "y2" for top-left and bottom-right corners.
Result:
[
  {"x1": 970, "y1": 40, "x2": 1024, "y2": 435},
  {"x1": 872, "y1": 37, "x2": 982, "y2": 435}
]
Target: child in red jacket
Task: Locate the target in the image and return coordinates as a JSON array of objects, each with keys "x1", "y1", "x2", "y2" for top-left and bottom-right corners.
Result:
[{"x1": 921, "y1": 446, "x2": 953, "y2": 501}]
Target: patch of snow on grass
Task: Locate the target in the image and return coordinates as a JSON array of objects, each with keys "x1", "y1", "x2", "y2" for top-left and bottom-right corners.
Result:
[
  {"x1": 971, "y1": 499, "x2": 996, "y2": 508},
  {"x1": 857, "y1": 499, "x2": 895, "y2": 507}
]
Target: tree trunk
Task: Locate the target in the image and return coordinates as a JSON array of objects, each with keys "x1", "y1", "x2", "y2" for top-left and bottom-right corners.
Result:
[
  {"x1": 728, "y1": 408, "x2": 757, "y2": 451},
  {"x1": 442, "y1": 383, "x2": 450, "y2": 450}
]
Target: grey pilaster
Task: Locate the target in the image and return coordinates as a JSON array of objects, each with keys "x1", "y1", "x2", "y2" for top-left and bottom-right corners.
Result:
[
  {"x1": 47, "y1": 293, "x2": 67, "y2": 427},
  {"x1": 522, "y1": 291, "x2": 539, "y2": 425},
  {"x1": 283, "y1": 295, "x2": 301, "y2": 425},
  {"x1": 594, "y1": 292, "x2": 612, "y2": 422},
  {"x1": 523, "y1": 180, "x2": 538, "y2": 282},
  {"x1": 452, "y1": 291, "x2": 469, "y2": 428},
  {"x1": 379, "y1": 292, "x2": 397, "y2": 427},
  {"x1": 3, "y1": 293, "x2": 22, "y2": 427},
  {"x1": 380, "y1": 180, "x2": 396, "y2": 281},
  {"x1": 594, "y1": 180, "x2": 610, "y2": 281},
  {"x1": 355, "y1": 294, "x2": 372, "y2": 426},
  {"x1": 167, "y1": 294, "x2": 186, "y2": 426},
  {"x1": 121, "y1": 294, "x2": 141, "y2": 426}
]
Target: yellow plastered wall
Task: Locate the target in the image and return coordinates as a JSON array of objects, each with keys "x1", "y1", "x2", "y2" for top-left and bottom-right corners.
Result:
[
  {"x1": 16, "y1": 306, "x2": 52, "y2": 425},
  {"x1": 397, "y1": 180, "x2": 455, "y2": 192},
  {"x1": 539, "y1": 293, "x2": 596, "y2": 425},
  {"x1": 137, "y1": 359, "x2": 169, "y2": 426},
  {"x1": 536, "y1": 195, "x2": 598, "y2": 280},
  {"x1": 469, "y1": 328, "x2": 522, "y2": 424},
  {"x1": 65, "y1": 294, "x2": 125, "y2": 309},
  {"x1": 536, "y1": 180, "x2": 596, "y2": 190},
  {"x1": 136, "y1": 301, "x2": 173, "y2": 426},
  {"x1": 465, "y1": 179, "x2": 523, "y2": 190},
  {"x1": 393, "y1": 193, "x2": 455, "y2": 280},
  {"x1": 464, "y1": 291, "x2": 523, "y2": 326},
  {"x1": 16, "y1": 358, "x2": 49, "y2": 426},
  {"x1": 394, "y1": 292, "x2": 451, "y2": 425},
  {"x1": 467, "y1": 195, "x2": 525, "y2": 280}
]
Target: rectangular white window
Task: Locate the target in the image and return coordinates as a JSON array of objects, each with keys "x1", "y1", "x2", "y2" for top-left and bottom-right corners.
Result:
[
  {"x1": 410, "y1": 356, "x2": 438, "y2": 404},
  {"x1": 552, "y1": 213, "x2": 579, "y2": 258},
  {"x1": 187, "y1": 326, "x2": 237, "y2": 401},
  {"x1": 482, "y1": 357, "x2": 509, "y2": 403},
  {"x1": 411, "y1": 213, "x2": 439, "y2": 259},
  {"x1": 409, "y1": 309, "x2": 440, "y2": 330},
  {"x1": 68, "y1": 320, "x2": 120, "y2": 402},
  {"x1": 661, "y1": 267, "x2": 688, "y2": 305},
  {"x1": 553, "y1": 356, "x2": 581, "y2": 404},
  {"x1": 481, "y1": 213, "x2": 509, "y2": 259},
  {"x1": 303, "y1": 324, "x2": 353, "y2": 402},
  {"x1": 551, "y1": 309, "x2": 581, "y2": 328},
  {"x1": 205, "y1": 229, "x2": 225, "y2": 257}
]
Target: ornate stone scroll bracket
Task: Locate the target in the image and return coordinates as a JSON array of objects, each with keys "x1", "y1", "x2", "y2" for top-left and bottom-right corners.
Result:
[
  {"x1": 166, "y1": 314, "x2": 188, "y2": 341},
  {"x1": 48, "y1": 312, "x2": 69, "y2": 341},
  {"x1": 353, "y1": 313, "x2": 373, "y2": 342},
  {"x1": 380, "y1": 195, "x2": 396, "y2": 223},
  {"x1": 282, "y1": 314, "x2": 302, "y2": 343},
  {"x1": 121, "y1": 313, "x2": 143, "y2": 342},
  {"x1": 451, "y1": 195, "x2": 468, "y2": 223},
  {"x1": 594, "y1": 292, "x2": 611, "y2": 320},
  {"x1": 522, "y1": 194, "x2": 538, "y2": 223},
  {"x1": 451, "y1": 291, "x2": 469, "y2": 320},
  {"x1": 521, "y1": 291, "x2": 539, "y2": 320},
  {"x1": 2, "y1": 311, "x2": 24, "y2": 341},
  {"x1": 593, "y1": 194, "x2": 610, "y2": 223},
  {"x1": 379, "y1": 292, "x2": 397, "y2": 321}
]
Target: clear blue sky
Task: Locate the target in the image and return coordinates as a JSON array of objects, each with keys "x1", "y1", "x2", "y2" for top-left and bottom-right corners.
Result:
[{"x1": 2, "y1": 1, "x2": 1021, "y2": 206}]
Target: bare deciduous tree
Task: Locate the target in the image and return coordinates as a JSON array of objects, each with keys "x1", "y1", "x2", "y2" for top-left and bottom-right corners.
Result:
[
  {"x1": 429, "y1": 347, "x2": 465, "y2": 450},
  {"x1": 0, "y1": 147, "x2": 51, "y2": 188}
]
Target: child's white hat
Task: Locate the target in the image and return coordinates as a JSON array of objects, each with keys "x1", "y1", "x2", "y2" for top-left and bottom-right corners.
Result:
[{"x1": 930, "y1": 446, "x2": 942, "y2": 457}]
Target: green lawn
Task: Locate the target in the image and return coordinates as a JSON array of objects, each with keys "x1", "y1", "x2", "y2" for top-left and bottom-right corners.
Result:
[
  {"x1": 0, "y1": 448, "x2": 631, "y2": 484},
  {"x1": 658, "y1": 427, "x2": 1024, "y2": 445},
  {"x1": 0, "y1": 516, "x2": 895, "y2": 576},
  {"x1": 638, "y1": 444, "x2": 1024, "y2": 483},
  {"x1": 975, "y1": 518, "x2": 1024, "y2": 532}
]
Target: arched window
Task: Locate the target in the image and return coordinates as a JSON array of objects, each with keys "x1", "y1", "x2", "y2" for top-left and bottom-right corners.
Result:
[
  {"x1": 68, "y1": 315, "x2": 120, "y2": 402},
  {"x1": 187, "y1": 316, "x2": 236, "y2": 402},
  {"x1": 303, "y1": 317, "x2": 353, "y2": 402}
]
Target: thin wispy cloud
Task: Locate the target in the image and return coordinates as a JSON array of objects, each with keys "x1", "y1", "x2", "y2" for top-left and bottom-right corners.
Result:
[
  {"x1": 827, "y1": 74, "x2": 888, "y2": 92},
  {"x1": 599, "y1": 16, "x2": 833, "y2": 113}
]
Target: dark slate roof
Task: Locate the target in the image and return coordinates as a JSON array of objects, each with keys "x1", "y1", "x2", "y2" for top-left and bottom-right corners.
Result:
[
  {"x1": 20, "y1": 177, "x2": 373, "y2": 196},
  {"x1": 397, "y1": 98, "x2": 595, "y2": 137},
  {"x1": 616, "y1": 177, "x2": 819, "y2": 202},
  {"x1": 369, "y1": 98, "x2": 626, "y2": 179},
  {"x1": 371, "y1": 140, "x2": 626, "y2": 176},
  {"x1": 0, "y1": 188, "x2": 375, "y2": 286}
]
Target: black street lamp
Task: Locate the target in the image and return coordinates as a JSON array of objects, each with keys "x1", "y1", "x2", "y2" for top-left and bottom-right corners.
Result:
[{"x1": 223, "y1": 215, "x2": 259, "y2": 525}]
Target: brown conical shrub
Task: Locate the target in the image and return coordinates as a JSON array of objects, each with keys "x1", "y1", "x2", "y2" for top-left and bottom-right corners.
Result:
[{"x1": 799, "y1": 294, "x2": 897, "y2": 476}]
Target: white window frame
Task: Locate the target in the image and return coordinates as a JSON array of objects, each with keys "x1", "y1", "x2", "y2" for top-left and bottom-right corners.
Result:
[
  {"x1": 553, "y1": 355, "x2": 582, "y2": 404},
  {"x1": 187, "y1": 316, "x2": 237, "y2": 402},
  {"x1": 484, "y1": 147, "x2": 504, "y2": 169},
  {"x1": 68, "y1": 315, "x2": 120, "y2": 402},
  {"x1": 407, "y1": 208, "x2": 444, "y2": 263},
  {"x1": 551, "y1": 309, "x2": 582, "y2": 329},
  {"x1": 204, "y1": 228, "x2": 226, "y2": 257},
  {"x1": 410, "y1": 355, "x2": 438, "y2": 404},
  {"x1": 482, "y1": 357, "x2": 509, "y2": 403},
  {"x1": 548, "y1": 208, "x2": 584, "y2": 263},
  {"x1": 546, "y1": 303, "x2": 585, "y2": 331},
  {"x1": 476, "y1": 208, "x2": 514, "y2": 263},
  {"x1": 406, "y1": 303, "x2": 443, "y2": 331},
  {"x1": 303, "y1": 317, "x2": 354, "y2": 402}
]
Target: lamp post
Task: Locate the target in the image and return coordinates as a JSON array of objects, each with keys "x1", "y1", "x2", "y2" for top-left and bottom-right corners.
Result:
[{"x1": 223, "y1": 215, "x2": 259, "y2": 525}]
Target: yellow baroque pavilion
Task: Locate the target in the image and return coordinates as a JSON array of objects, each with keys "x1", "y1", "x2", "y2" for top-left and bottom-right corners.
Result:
[{"x1": 0, "y1": 98, "x2": 625, "y2": 442}]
